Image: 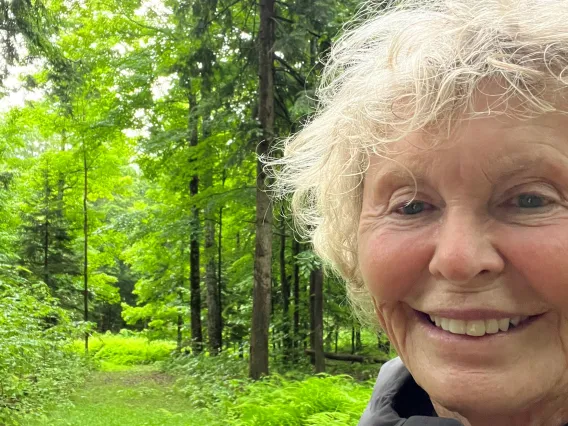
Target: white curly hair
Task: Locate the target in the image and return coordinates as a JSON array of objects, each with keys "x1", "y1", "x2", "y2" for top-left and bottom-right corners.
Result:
[{"x1": 270, "y1": 0, "x2": 568, "y2": 324}]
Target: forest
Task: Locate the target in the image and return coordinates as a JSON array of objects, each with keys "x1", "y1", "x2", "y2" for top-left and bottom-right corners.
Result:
[{"x1": 0, "y1": 0, "x2": 394, "y2": 424}]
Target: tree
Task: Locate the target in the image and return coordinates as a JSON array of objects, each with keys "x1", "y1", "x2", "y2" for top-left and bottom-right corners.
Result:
[
  {"x1": 0, "y1": 0, "x2": 380, "y2": 382},
  {"x1": 250, "y1": 0, "x2": 276, "y2": 380},
  {"x1": 310, "y1": 267, "x2": 325, "y2": 373}
]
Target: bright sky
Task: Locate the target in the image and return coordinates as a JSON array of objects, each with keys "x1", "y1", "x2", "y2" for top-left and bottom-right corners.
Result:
[{"x1": 0, "y1": 62, "x2": 45, "y2": 113}]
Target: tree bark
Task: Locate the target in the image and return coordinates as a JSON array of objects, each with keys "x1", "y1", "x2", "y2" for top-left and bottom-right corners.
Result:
[
  {"x1": 192, "y1": 0, "x2": 221, "y2": 356},
  {"x1": 205, "y1": 214, "x2": 221, "y2": 354},
  {"x1": 280, "y1": 216, "x2": 292, "y2": 360},
  {"x1": 202, "y1": 63, "x2": 222, "y2": 356},
  {"x1": 188, "y1": 89, "x2": 203, "y2": 354},
  {"x1": 218, "y1": 170, "x2": 225, "y2": 348},
  {"x1": 43, "y1": 160, "x2": 50, "y2": 286},
  {"x1": 292, "y1": 239, "x2": 300, "y2": 350},
  {"x1": 351, "y1": 326, "x2": 355, "y2": 354},
  {"x1": 178, "y1": 245, "x2": 185, "y2": 351},
  {"x1": 250, "y1": 0, "x2": 275, "y2": 380},
  {"x1": 82, "y1": 137, "x2": 89, "y2": 353},
  {"x1": 310, "y1": 267, "x2": 325, "y2": 373}
]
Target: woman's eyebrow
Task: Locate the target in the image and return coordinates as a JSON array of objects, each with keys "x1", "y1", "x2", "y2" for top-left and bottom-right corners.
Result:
[
  {"x1": 484, "y1": 152, "x2": 568, "y2": 183},
  {"x1": 369, "y1": 155, "x2": 435, "y2": 187},
  {"x1": 368, "y1": 168, "x2": 428, "y2": 194}
]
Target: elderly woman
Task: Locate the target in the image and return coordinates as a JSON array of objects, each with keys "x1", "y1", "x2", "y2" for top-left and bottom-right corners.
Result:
[{"x1": 273, "y1": 0, "x2": 568, "y2": 424}]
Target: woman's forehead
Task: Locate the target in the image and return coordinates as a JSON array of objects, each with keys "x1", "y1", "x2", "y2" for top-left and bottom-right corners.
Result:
[{"x1": 366, "y1": 112, "x2": 568, "y2": 183}]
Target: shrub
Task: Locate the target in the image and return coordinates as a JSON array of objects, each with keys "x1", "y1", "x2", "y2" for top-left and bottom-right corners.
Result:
[
  {"x1": 229, "y1": 374, "x2": 372, "y2": 426},
  {"x1": 74, "y1": 333, "x2": 176, "y2": 366},
  {"x1": 0, "y1": 274, "x2": 86, "y2": 425},
  {"x1": 167, "y1": 352, "x2": 248, "y2": 408},
  {"x1": 166, "y1": 353, "x2": 373, "y2": 425}
]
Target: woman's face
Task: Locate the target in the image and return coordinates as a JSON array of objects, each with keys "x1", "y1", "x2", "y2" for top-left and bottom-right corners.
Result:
[{"x1": 358, "y1": 112, "x2": 568, "y2": 422}]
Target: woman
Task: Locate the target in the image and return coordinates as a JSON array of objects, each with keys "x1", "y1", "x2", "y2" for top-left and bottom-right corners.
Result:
[{"x1": 273, "y1": 0, "x2": 568, "y2": 424}]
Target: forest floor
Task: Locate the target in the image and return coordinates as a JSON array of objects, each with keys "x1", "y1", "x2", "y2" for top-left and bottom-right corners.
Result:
[{"x1": 27, "y1": 365, "x2": 218, "y2": 426}]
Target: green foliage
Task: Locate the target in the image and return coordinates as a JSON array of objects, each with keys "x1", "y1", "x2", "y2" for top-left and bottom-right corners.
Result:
[
  {"x1": 167, "y1": 352, "x2": 249, "y2": 408},
  {"x1": 229, "y1": 375, "x2": 372, "y2": 425},
  {"x1": 0, "y1": 1, "x2": 384, "y2": 423},
  {"x1": 165, "y1": 352, "x2": 373, "y2": 426},
  {"x1": 0, "y1": 272, "x2": 86, "y2": 425},
  {"x1": 73, "y1": 333, "x2": 176, "y2": 367}
]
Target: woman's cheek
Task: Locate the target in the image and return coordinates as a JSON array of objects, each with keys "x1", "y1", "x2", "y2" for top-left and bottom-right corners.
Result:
[
  {"x1": 358, "y1": 227, "x2": 435, "y2": 301},
  {"x1": 503, "y1": 226, "x2": 568, "y2": 310}
]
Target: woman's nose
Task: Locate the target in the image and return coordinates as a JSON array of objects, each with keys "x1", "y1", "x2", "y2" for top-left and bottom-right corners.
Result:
[{"x1": 428, "y1": 210, "x2": 505, "y2": 284}]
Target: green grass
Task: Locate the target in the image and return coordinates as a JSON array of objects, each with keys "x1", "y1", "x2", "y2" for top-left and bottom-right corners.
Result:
[
  {"x1": 23, "y1": 335, "x2": 377, "y2": 426},
  {"x1": 26, "y1": 366, "x2": 220, "y2": 426}
]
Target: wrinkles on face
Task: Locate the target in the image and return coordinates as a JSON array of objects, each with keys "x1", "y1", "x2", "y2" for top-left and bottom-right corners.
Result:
[{"x1": 359, "y1": 112, "x2": 568, "y2": 424}]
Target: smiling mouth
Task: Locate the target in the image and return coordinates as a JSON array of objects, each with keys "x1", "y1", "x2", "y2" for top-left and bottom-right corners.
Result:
[{"x1": 422, "y1": 312, "x2": 537, "y2": 337}]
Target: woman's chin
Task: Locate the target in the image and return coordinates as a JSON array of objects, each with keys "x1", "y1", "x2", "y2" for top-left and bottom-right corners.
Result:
[
  {"x1": 424, "y1": 373, "x2": 530, "y2": 417},
  {"x1": 411, "y1": 357, "x2": 568, "y2": 422},
  {"x1": 401, "y1": 312, "x2": 568, "y2": 420}
]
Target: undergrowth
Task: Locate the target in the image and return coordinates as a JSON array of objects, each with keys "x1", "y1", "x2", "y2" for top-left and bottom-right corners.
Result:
[
  {"x1": 0, "y1": 274, "x2": 86, "y2": 425},
  {"x1": 166, "y1": 352, "x2": 374, "y2": 425},
  {"x1": 26, "y1": 333, "x2": 380, "y2": 425},
  {"x1": 228, "y1": 374, "x2": 372, "y2": 425},
  {"x1": 73, "y1": 332, "x2": 176, "y2": 367}
]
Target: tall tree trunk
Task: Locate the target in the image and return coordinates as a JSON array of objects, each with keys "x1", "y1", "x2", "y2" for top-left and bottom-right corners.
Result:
[
  {"x1": 310, "y1": 267, "x2": 325, "y2": 373},
  {"x1": 351, "y1": 326, "x2": 355, "y2": 354},
  {"x1": 292, "y1": 239, "x2": 300, "y2": 350},
  {"x1": 280, "y1": 216, "x2": 292, "y2": 360},
  {"x1": 188, "y1": 90, "x2": 203, "y2": 354},
  {"x1": 202, "y1": 77, "x2": 222, "y2": 356},
  {"x1": 250, "y1": 0, "x2": 275, "y2": 380},
  {"x1": 43, "y1": 160, "x2": 50, "y2": 286},
  {"x1": 178, "y1": 245, "x2": 185, "y2": 351},
  {"x1": 205, "y1": 212, "x2": 221, "y2": 354},
  {"x1": 193, "y1": 0, "x2": 221, "y2": 356},
  {"x1": 82, "y1": 138, "x2": 89, "y2": 353},
  {"x1": 218, "y1": 170, "x2": 225, "y2": 348}
]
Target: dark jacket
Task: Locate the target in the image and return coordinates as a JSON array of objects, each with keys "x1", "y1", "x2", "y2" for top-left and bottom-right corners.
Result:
[{"x1": 358, "y1": 357, "x2": 463, "y2": 426}]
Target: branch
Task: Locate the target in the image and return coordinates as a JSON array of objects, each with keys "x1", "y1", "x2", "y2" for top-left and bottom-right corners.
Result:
[
  {"x1": 207, "y1": 0, "x2": 243, "y2": 26},
  {"x1": 274, "y1": 55, "x2": 306, "y2": 87},
  {"x1": 304, "y1": 349, "x2": 389, "y2": 364},
  {"x1": 273, "y1": 14, "x2": 294, "y2": 24}
]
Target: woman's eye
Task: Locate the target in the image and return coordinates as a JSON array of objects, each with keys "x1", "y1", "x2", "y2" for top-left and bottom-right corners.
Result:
[
  {"x1": 396, "y1": 201, "x2": 432, "y2": 215},
  {"x1": 512, "y1": 193, "x2": 550, "y2": 209}
]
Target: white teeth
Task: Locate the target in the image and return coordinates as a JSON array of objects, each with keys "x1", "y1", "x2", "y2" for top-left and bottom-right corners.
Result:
[
  {"x1": 498, "y1": 318, "x2": 510, "y2": 331},
  {"x1": 466, "y1": 320, "x2": 485, "y2": 337},
  {"x1": 485, "y1": 319, "x2": 499, "y2": 334},
  {"x1": 448, "y1": 319, "x2": 466, "y2": 334},
  {"x1": 428, "y1": 314, "x2": 530, "y2": 337}
]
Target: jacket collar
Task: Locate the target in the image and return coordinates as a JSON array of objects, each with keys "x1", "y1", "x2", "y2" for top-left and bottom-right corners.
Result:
[{"x1": 358, "y1": 357, "x2": 463, "y2": 426}]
